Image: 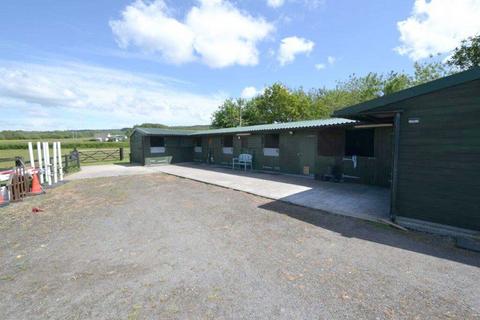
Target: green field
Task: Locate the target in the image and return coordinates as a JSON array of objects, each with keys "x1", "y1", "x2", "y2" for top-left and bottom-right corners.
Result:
[
  {"x1": 0, "y1": 139, "x2": 130, "y2": 169},
  {"x1": 0, "y1": 138, "x2": 128, "y2": 150}
]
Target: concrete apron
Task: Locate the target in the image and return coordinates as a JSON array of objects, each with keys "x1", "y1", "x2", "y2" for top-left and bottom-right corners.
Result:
[{"x1": 156, "y1": 163, "x2": 391, "y2": 225}]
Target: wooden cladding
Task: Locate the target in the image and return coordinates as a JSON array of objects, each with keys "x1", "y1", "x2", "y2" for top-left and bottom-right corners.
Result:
[{"x1": 317, "y1": 128, "x2": 344, "y2": 156}]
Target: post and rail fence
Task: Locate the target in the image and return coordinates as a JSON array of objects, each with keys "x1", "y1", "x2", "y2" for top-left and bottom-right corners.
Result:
[
  {"x1": 77, "y1": 147, "x2": 124, "y2": 163},
  {"x1": 1, "y1": 155, "x2": 78, "y2": 174},
  {"x1": 0, "y1": 147, "x2": 124, "y2": 171}
]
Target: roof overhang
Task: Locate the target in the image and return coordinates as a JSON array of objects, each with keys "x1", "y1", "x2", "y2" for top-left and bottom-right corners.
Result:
[{"x1": 334, "y1": 67, "x2": 480, "y2": 119}]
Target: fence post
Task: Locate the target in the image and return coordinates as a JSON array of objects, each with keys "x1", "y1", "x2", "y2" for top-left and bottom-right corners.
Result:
[
  {"x1": 64, "y1": 155, "x2": 69, "y2": 173},
  {"x1": 119, "y1": 147, "x2": 124, "y2": 161}
]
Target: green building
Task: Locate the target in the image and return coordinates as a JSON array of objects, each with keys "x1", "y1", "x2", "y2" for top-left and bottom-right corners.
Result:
[
  {"x1": 335, "y1": 67, "x2": 480, "y2": 235},
  {"x1": 130, "y1": 118, "x2": 393, "y2": 187},
  {"x1": 130, "y1": 67, "x2": 480, "y2": 237}
]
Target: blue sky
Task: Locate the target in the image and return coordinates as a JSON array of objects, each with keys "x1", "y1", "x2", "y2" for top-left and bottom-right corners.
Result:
[{"x1": 1, "y1": 0, "x2": 479, "y2": 130}]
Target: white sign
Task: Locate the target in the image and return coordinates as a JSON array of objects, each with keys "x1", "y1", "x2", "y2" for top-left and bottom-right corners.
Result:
[
  {"x1": 222, "y1": 147, "x2": 233, "y2": 154},
  {"x1": 194, "y1": 146, "x2": 202, "y2": 153},
  {"x1": 150, "y1": 147, "x2": 165, "y2": 154},
  {"x1": 263, "y1": 148, "x2": 279, "y2": 157}
]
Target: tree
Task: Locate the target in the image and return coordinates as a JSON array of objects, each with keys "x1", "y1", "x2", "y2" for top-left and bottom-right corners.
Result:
[
  {"x1": 383, "y1": 71, "x2": 411, "y2": 95},
  {"x1": 412, "y1": 60, "x2": 450, "y2": 85},
  {"x1": 209, "y1": 61, "x2": 454, "y2": 128},
  {"x1": 211, "y1": 98, "x2": 245, "y2": 128},
  {"x1": 134, "y1": 123, "x2": 168, "y2": 128},
  {"x1": 448, "y1": 34, "x2": 480, "y2": 70},
  {"x1": 245, "y1": 83, "x2": 298, "y2": 124}
]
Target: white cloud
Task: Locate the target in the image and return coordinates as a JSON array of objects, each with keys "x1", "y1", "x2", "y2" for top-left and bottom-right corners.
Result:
[
  {"x1": 110, "y1": 0, "x2": 274, "y2": 68},
  {"x1": 314, "y1": 55, "x2": 336, "y2": 71},
  {"x1": 0, "y1": 61, "x2": 225, "y2": 130},
  {"x1": 395, "y1": 0, "x2": 480, "y2": 60},
  {"x1": 277, "y1": 36, "x2": 315, "y2": 66},
  {"x1": 267, "y1": 0, "x2": 285, "y2": 8},
  {"x1": 241, "y1": 86, "x2": 262, "y2": 99},
  {"x1": 304, "y1": 0, "x2": 326, "y2": 9},
  {"x1": 267, "y1": 0, "x2": 325, "y2": 9},
  {"x1": 109, "y1": 0, "x2": 195, "y2": 64}
]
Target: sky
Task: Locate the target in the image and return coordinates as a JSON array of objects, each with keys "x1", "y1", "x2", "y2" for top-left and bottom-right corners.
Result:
[{"x1": 1, "y1": 0, "x2": 480, "y2": 130}]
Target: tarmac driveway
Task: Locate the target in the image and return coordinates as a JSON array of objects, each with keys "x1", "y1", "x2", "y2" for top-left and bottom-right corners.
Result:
[{"x1": 1, "y1": 173, "x2": 479, "y2": 319}]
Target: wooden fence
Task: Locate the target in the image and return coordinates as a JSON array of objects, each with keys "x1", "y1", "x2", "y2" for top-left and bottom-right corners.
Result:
[
  {"x1": 0, "y1": 156, "x2": 77, "y2": 173},
  {"x1": 9, "y1": 167, "x2": 29, "y2": 201},
  {"x1": 0, "y1": 148, "x2": 124, "y2": 171},
  {"x1": 77, "y1": 148, "x2": 124, "y2": 163}
]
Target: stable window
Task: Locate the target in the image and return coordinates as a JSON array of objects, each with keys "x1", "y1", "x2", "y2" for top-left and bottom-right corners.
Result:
[
  {"x1": 150, "y1": 136, "x2": 165, "y2": 154},
  {"x1": 194, "y1": 137, "x2": 202, "y2": 153},
  {"x1": 223, "y1": 135, "x2": 233, "y2": 147},
  {"x1": 151, "y1": 136, "x2": 165, "y2": 147},
  {"x1": 222, "y1": 135, "x2": 233, "y2": 154},
  {"x1": 264, "y1": 134, "x2": 279, "y2": 148},
  {"x1": 345, "y1": 129, "x2": 374, "y2": 157},
  {"x1": 263, "y1": 134, "x2": 280, "y2": 157}
]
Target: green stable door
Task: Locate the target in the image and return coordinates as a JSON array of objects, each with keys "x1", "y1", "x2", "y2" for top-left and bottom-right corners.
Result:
[{"x1": 280, "y1": 132, "x2": 317, "y2": 175}]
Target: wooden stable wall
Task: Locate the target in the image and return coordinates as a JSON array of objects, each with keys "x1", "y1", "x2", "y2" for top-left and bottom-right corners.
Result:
[
  {"x1": 374, "y1": 79, "x2": 480, "y2": 231},
  {"x1": 316, "y1": 126, "x2": 393, "y2": 187},
  {"x1": 135, "y1": 126, "x2": 393, "y2": 187},
  {"x1": 129, "y1": 131, "x2": 145, "y2": 164},
  {"x1": 191, "y1": 128, "x2": 394, "y2": 182},
  {"x1": 142, "y1": 136, "x2": 194, "y2": 165}
]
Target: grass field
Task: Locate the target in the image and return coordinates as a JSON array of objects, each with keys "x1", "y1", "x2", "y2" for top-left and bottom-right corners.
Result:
[
  {"x1": 0, "y1": 139, "x2": 130, "y2": 169},
  {"x1": 0, "y1": 138, "x2": 91, "y2": 145}
]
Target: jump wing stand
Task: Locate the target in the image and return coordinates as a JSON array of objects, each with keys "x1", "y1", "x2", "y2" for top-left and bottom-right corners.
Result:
[{"x1": 57, "y1": 141, "x2": 64, "y2": 181}]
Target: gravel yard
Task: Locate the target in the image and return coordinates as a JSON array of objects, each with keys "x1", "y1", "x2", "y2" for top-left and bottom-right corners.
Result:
[{"x1": 1, "y1": 173, "x2": 479, "y2": 319}]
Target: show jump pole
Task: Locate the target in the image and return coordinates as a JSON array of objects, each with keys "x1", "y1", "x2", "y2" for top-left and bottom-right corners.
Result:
[
  {"x1": 43, "y1": 142, "x2": 52, "y2": 186},
  {"x1": 28, "y1": 142, "x2": 35, "y2": 170},
  {"x1": 57, "y1": 141, "x2": 64, "y2": 181},
  {"x1": 37, "y1": 142, "x2": 44, "y2": 184},
  {"x1": 52, "y1": 142, "x2": 57, "y2": 184}
]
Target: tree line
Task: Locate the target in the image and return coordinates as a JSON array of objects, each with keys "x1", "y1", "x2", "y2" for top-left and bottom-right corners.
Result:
[
  {"x1": 211, "y1": 34, "x2": 480, "y2": 128},
  {"x1": 0, "y1": 129, "x2": 125, "y2": 140}
]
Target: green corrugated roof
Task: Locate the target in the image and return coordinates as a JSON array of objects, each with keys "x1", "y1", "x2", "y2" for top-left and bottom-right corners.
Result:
[
  {"x1": 133, "y1": 118, "x2": 356, "y2": 137},
  {"x1": 334, "y1": 67, "x2": 480, "y2": 117},
  {"x1": 192, "y1": 118, "x2": 356, "y2": 135},
  {"x1": 133, "y1": 128, "x2": 198, "y2": 136}
]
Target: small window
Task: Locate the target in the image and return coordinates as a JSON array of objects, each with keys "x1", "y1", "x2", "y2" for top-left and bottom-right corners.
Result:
[
  {"x1": 151, "y1": 136, "x2": 165, "y2": 147},
  {"x1": 345, "y1": 129, "x2": 374, "y2": 157},
  {"x1": 264, "y1": 134, "x2": 279, "y2": 148},
  {"x1": 223, "y1": 135, "x2": 233, "y2": 147},
  {"x1": 195, "y1": 137, "x2": 202, "y2": 147}
]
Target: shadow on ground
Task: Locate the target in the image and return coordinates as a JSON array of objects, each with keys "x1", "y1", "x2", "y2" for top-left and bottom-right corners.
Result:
[{"x1": 259, "y1": 200, "x2": 480, "y2": 268}]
